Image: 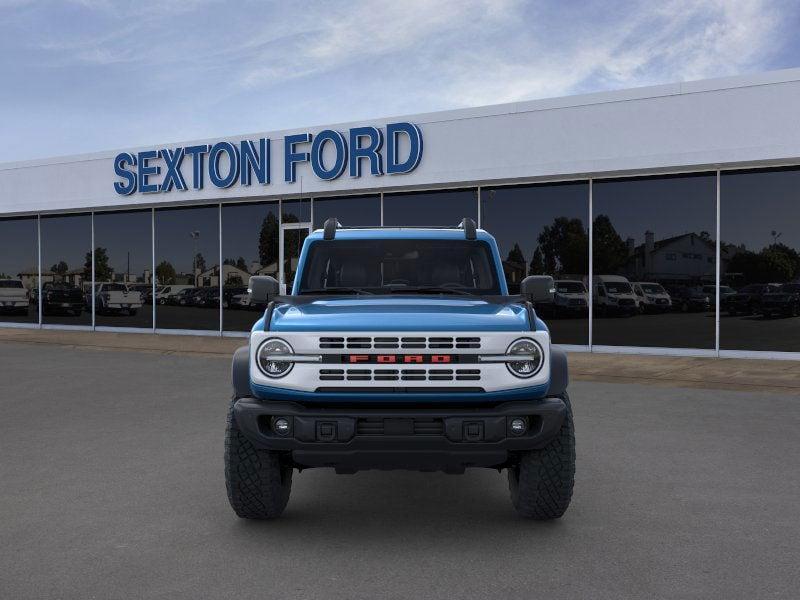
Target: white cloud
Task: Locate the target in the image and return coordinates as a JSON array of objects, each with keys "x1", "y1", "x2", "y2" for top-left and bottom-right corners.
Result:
[
  {"x1": 0, "y1": 0, "x2": 794, "y2": 161},
  {"x1": 425, "y1": 0, "x2": 785, "y2": 107}
]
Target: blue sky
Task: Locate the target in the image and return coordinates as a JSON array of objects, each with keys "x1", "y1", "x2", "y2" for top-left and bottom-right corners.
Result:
[{"x1": 1, "y1": 0, "x2": 798, "y2": 162}]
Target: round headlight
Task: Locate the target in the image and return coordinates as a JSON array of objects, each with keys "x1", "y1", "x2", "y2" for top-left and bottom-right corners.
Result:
[
  {"x1": 506, "y1": 338, "x2": 544, "y2": 378},
  {"x1": 256, "y1": 338, "x2": 294, "y2": 378}
]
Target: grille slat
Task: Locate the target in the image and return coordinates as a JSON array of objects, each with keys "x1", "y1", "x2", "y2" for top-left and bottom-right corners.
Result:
[
  {"x1": 320, "y1": 367, "x2": 481, "y2": 382},
  {"x1": 320, "y1": 336, "x2": 481, "y2": 350}
]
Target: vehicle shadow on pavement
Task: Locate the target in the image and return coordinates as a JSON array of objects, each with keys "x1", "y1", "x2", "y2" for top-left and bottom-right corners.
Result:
[{"x1": 222, "y1": 468, "x2": 571, "y2": 541}]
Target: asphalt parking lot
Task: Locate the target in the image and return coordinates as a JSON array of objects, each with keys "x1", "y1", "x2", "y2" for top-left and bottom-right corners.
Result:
[{"x1": 1, "y1": 342, "x2": 798, "y2": 600}]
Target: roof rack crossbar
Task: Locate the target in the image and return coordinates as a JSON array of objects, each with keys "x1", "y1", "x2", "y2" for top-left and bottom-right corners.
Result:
[{"x1": 320, "y1": 217, "x2": 479, "y2": 240}]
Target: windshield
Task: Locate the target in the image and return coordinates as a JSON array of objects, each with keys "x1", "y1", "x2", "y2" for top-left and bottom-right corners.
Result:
[
  {"x1": 605, "y1": 282, "x2": 632, "y2": 294},
  {"x1": 0, "y1": 280, "x2": 23, "y2": 288},
  {"x1": 780, "y1": 284, "x2": 800, "y2": 293},
  {"x1": 298, "y1": 239, "x2": 501, "y2": 295},
  {"x1": 556, "y1": 282, "x2": 585, "y2": 293},
  {"x1": 640, "y1": 283, "x2": 665, "y2": 294}
]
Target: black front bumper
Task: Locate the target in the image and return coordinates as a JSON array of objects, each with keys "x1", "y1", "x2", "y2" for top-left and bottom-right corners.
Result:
[{"x1": 233, "y1": 397, "x2": 567, "y2": 473}]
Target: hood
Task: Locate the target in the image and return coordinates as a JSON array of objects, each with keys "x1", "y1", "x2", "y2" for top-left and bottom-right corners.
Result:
[{"x1": 269, "y1": 296, "x2": 530, "y2": 332}]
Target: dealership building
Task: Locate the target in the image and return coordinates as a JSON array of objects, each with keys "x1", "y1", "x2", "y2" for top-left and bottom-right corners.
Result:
[{"x1": 1, "y1": 69, "x2": 800, "y2": 358}]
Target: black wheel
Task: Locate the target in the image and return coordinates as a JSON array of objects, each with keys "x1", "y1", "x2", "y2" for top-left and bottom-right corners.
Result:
[
  {"x1": 224, "y1": 398, "x2": 292, "y2": 519},
  {"x1": 508, "y1": 393, "x2": 575, "y2": 519}
]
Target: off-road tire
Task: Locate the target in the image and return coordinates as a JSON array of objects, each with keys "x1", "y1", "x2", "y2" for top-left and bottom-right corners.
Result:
[
  {"x1": 225, "y1": 398, "x2": 292, "y2": 519},
  {"x1": 508, "y1": 393, "x2": 575, "y2": 519}
]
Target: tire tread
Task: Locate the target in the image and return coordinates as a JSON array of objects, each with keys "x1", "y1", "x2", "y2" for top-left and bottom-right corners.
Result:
[
  {"x1": 224, "y1": 398, "x2": 292, "y2": 519},
  {"x1": 508, "y1": 393, "x2": 576, "y2": 519}
]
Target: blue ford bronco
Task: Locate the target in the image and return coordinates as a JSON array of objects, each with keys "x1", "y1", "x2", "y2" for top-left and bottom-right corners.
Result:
[{"x1": 225, "y1": 218, "x2": 575, "y2": 519}]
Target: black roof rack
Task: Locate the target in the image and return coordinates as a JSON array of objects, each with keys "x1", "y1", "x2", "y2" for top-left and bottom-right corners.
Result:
[
  {"x1": 323, "y1": 218, "x2": 341, "y2": 240},
  {"x1": 321, "y1": 217, "x2": 478, "y2": 240}
]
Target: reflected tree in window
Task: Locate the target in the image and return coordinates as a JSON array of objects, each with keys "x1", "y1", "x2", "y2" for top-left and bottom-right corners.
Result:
[
  {"x1": 592, "y1": 215, "x2": 628, "y2": 274},
  {"x1": 258, "y1": 213, "x2": 279, "y2": 269},
  {"x1": 222, "y1": 201, "x2": 279, "y2": 332},
  {"x1": 156, "y1": 261, "x2": 177, "y2": 285}
]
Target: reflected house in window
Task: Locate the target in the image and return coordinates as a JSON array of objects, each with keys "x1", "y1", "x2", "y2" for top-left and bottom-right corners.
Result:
[
  {"x1": 195, "y1": 264, "x2": 253, "y2": 288},
  {"x1": 252, "y1": 261, "x2": 278, "y2": 278},
  {"x1": 62, "y1": 268, "x2": 86, "y2": 288},
  {"x1": 625, "y1": 231, "x2": 721, "y2": 284},
  {"x1": 29, "y1": 267, "x2": 87, "y2": 288},
  {"x1": 16, "y1": 268, "x2": 41, "y2": 291}
]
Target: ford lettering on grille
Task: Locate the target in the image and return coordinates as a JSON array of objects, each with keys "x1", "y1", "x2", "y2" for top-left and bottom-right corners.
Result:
[{"x1": 346, "y1": 354, "x2": 453, "y2": 364}]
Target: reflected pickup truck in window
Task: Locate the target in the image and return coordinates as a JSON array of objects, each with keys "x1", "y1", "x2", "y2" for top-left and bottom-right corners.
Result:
[
  {"x1": 226, "y1": 219, "x2": 574, "y2": 520},
  {"x1": 89, "y1": 283, "x2": 143, "y2": 315},
  {"x1": 0, "y1": 279, "x2": 30, "y2": 315}
]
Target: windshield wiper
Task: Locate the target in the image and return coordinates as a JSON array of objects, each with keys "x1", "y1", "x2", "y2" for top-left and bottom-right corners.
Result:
[
  {"x1": 388, "y1": 286, "x2": 476, "y2": 296},
  {"x1": 300, "y1": 287, "x2": 375, "y2": 295}
]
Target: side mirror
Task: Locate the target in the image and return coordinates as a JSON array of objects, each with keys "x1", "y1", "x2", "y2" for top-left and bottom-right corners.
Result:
[
  {"x1": 520, "y1": 275, "x2": 555, "y2": 304},
  {"x1": 248, "y1": 276, "x2": 279, "y2": 305}
]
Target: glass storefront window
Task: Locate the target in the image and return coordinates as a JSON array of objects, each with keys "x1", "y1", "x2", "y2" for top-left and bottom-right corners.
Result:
[
  {"x1": 93, "y1": 210, "x2": 153, "y2": 329},
  {"x1": 383, "y1": 189, "x2": 478, "y2": 226},
  {"x1": 0, "y1": 217, "x2": 39, "y2": 324},
  {"x1": 221, "y1": 201, "x2": 279, "y2": 332},
  {"x1": 281, "y1": 198, "x2": 311, "y2": 225},
  {"x1": 592, "y1": 173, "x2": 717, "y2": 349},
  {"x1": 154, "y1": 205, "x2": 219, "y2": 331},
  {"x1": 40, "y1": 213, "x2": 92, "y2": 326},
  {"x1": 481, "y1": 182, "x2": 590, "y2": 346},
  {"x1": 721, "y1": 168, "x2": 800, "y2": 352},
  {"x1": 312, "y1": 194, "x2": 381, "y2": 229}
]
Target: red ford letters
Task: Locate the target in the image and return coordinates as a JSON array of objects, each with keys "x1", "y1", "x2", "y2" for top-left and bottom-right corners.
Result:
[{"x1": 348, "y1": 354, "x2": 452, "y2": 364}]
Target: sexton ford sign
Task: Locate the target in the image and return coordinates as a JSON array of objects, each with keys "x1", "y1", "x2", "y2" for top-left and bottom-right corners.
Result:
[{"x1": 112, "y1": 122, "x2": 423, "y2": 195}]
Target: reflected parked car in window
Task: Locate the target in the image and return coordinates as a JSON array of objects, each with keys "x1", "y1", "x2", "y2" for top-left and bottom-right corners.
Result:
[
  {"x1": 169, "y1": 287, "x2": 199, "y2": 306},
  {"x1": 37, "y1": 282, "x2": 85, "y2": 316},
  {"x1": 552, "y1": 280, "x2": 588, "y2": 316},
  {"x1": 702, "y1": 284, "x2": 735, "y2": 306},
  {"x1": 726, "y1": 283, "x2": 780, "y2": 316},
  {"x1": 0, "y1": 279, "x2": 30, "y2": 315},
  {"x1": 592, "y1": 275, "x2": 638, "y2": 316},
  {"x1": 667, "y1": 286, "x2": 711, "y2": 312},
  {"x1": 191, "y1": 287, "x2": 220, "y2": 308},
  {"x1": 156, "y1": 285, "x2": 194, "y2": 305},
  {"x1": 758, "y1": 283, "x2": 800, "y2": 318},
  {"x1": 222, "y1": 286, "x2": 247, "y2": 309},
  {"x1": 89, "y1": 283, "x2": 143, "y2": 316},
  {"x1": 126, "y1": 283, "x2": 159, "y2": 305},
  {"x1": 632, "y1": 282, "x2": 672, "y2": 313}
]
